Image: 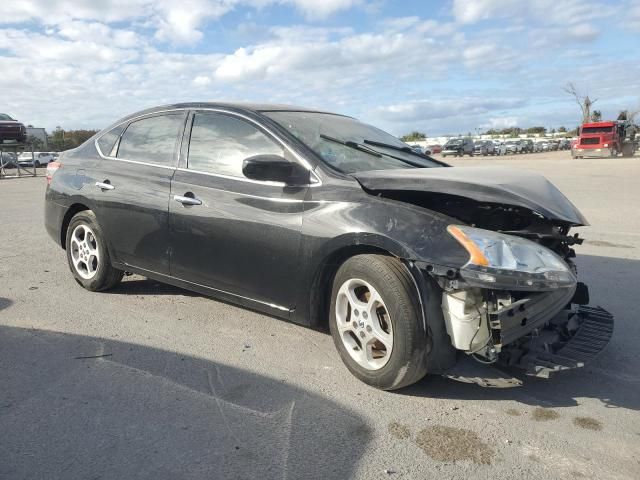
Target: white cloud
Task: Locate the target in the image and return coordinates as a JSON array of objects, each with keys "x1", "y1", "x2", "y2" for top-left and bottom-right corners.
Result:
[
  {"x1": 0, "y1": 1, "x2": 637, "y2": 136},
  {"x1": 282, "y1": 0, "x2": 361, "y2": 19},
  {"x1": 452, "y1": 0, "x2": 514, "y2": 24},
  {"x1": 0, "y1": 0, "x2": 364, "y2": 44},
  {"x1": 376, "y1": 98, "x2": 527, "y2": 123},
  {"x1": 481, "y1": 116, "x2": 521, "y2": 129}
]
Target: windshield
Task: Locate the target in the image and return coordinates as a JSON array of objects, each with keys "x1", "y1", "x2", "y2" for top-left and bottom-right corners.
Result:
[
  {"x1": 263, "y1": 111, "x2": 441, "y2": 173},
  {"x1": 582, "y1": 126, "x2": 613, "y2": 134},
  {"x1": 0, "y1": 114, "x2": 14, "y2": 121}
]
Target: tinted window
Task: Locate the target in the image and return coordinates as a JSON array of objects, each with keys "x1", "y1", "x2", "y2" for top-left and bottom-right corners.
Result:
[
  {"x1": 97, "y1": 125, "x2": 124, "y2": 156},
  {"x1": 117, "y1": 114, "x2": 184, "y2": 166},
  {"x1": 188, "y1": 113, "x2": 284, "y2": 177}
]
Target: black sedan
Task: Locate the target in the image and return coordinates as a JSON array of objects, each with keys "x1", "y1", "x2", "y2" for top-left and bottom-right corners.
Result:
[{"x1": 45, "y1": 103, "x2": 613, "y2": 390}]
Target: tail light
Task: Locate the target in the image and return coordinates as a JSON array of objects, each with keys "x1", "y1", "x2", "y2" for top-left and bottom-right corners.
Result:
[{"x1": 46, "y1": 161, "x2": 62, "y2": 184}]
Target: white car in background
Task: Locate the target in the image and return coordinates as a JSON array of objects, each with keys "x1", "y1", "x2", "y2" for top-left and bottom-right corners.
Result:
[
  {"x1": 17, "y1": 151, "x2": 56, "y2": 167},
  {"x1": 492, "y1": 140, "x2": 507, "y2": 155}
]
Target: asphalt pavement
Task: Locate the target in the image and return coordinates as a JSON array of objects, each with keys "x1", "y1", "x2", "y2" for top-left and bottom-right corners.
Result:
[{"x1": 1, "y1": 150, "x2": 639, "y2": 479}]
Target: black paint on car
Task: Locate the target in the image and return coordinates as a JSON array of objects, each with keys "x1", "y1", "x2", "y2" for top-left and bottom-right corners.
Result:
[{"x1": 44, "y1": 103, "x2": 613, "y2": 390}]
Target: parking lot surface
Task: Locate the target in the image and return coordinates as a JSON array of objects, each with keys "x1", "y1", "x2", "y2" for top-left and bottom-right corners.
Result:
[{"x1": 1, "y1": 150, "x2": 639, "y2": 479}]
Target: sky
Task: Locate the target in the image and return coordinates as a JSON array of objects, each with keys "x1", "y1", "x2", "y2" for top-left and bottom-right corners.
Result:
[{"x1": 1, "y1": 0, "x2": 639, "y2": 136}]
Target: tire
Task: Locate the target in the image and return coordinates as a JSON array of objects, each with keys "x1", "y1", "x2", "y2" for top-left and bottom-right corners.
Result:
[
  {"x1": 329, "y1": 255, "x2": 429, "y2": 390},
  {"x1": 35, "y1": 161, "x2": 41, "y2": 167},
  {"x1": 65, "y1": 210, "x2": 123, "y2": 292}
]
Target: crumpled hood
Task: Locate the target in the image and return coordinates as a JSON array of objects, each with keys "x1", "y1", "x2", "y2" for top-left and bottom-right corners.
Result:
[{"x1": 352, "y1": 166, "x2": 588, "y2": 226}]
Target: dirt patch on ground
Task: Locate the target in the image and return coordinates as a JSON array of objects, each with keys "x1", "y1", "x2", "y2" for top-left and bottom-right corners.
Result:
[
  {"x1": 532, "y1": 408, "x2": 560, "y2": 422},
  {"x1": 573, "y1": 417, "x2": 603, "y2": 431},
  {"x1": 415, "y1": 425, "x2": 494, "y2": 465},
  {"x1": 388, "y1": 422, "x2": 411, "y2": 440},
  {"x1": 506, "y1": 408, "x2": 521, "y2": 416}
]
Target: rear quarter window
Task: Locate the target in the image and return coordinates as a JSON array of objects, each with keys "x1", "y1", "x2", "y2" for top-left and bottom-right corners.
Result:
[{"x1": 97, "y1": 125, "x2": 125, "y2": 157}]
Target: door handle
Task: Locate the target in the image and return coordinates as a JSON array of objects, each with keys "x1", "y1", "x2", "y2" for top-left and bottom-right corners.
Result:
[
  {"x1": 174, "y1": 194, "x2": 202, "y2": 206},
  {"x1": 95, "y1": 181, "x2": 115, "y2": 190}
]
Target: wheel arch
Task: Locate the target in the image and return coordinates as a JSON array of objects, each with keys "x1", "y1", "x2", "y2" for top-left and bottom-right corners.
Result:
[
  {"x1": 307, "y1": 243, "x2": 395, "y2": 330},
  {"x1": 60, "y1": 203, "x2": 91, "y2": 249}
]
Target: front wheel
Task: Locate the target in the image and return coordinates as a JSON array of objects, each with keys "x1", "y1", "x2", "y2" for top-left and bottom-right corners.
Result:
[
  {"x1": 329, "y1": 255, "x2": 428, "y2": 390},
  {"x1": 65, "y1": 210, "x2": 123, "y2": 291}
]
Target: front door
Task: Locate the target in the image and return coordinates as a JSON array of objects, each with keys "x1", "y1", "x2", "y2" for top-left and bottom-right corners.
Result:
[{"x1": 169, "y1": 110, "x2": 308, "y2": 311}]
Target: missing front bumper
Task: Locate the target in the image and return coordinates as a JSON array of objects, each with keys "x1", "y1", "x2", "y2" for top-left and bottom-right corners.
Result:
[{"x1": 500, "y1": 305, "x2": 614, "y2": 378}]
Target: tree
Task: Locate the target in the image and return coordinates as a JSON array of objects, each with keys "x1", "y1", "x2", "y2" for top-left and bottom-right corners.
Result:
[
  {"x1": 564, "y1": 82, "x2": 597, "y2": 124},
  {"x1": 558, "y1": 126, "x2": 567, "y2": 132},
  {"x1": 47, "y1": 127, "x2": 99, "y2": 151},
  {"x1": 591, "y1": 110, "x2": 602, "y2": 122},
  {"x1": 400, "y1": 131, "x2": 426, "y2": 142}
]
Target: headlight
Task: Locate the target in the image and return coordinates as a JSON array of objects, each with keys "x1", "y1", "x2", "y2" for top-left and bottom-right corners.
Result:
[
  {"x1": 603, "y1": 143, "x2": 609, "y2": 147},
  {"x1": 447, "y1": 225, "x2": 576, "y2": 291}
]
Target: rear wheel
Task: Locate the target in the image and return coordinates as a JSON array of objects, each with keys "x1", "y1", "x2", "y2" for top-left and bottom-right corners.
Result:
[
  {"x1": 329, "y1": 255, "x2": 428, "y2": 390},
  {"x1": 65, "y1": 210, "x2": 123, "y2": 291}
]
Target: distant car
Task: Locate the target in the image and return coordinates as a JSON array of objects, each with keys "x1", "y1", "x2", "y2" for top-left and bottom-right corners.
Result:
[
  {"x1": 520, "y1": 139, "x2": 534, "y2": 153},
  {"x1": 442, "y1": 138, "x2": 474, "y2": 157},
  {"x1": 427, "y1": 144, "x2": 442, "y2": 154},
  {"x1": 473, "y1": 140, "x2": 495, "y2": 156},
  {"x1": 17, "y1": 152, "x2": 56, "y2": 167},
  {"x1": 504, "y1": 140, "x2": 523, "y2": 154},
  {"x1": 491, "y1": 140, "x2": 507, "y2": 156},
  {"x1": 0, "y1": 113, "x2": 27, "y2": 144},
  {"x1": 410, "y1": 145, "x2": 424, "y2": 154},
  {"x1": 558, "y1": 139, "x2": 571, "y2": 150},
  {"x1": 548, "y1": 140, "x2": 560, "y2": 151},
  {"x1": 533, "y1": 142, "x2": 544, "y2": 152}
]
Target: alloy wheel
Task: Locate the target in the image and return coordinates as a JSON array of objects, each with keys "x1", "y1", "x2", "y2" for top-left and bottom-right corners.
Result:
[
  {"x1": 335, "y1": 278, "x2": 393, "y2": 370},
  {"x1": 70, "y1": 224, "x2": 100, "y2": 280}
]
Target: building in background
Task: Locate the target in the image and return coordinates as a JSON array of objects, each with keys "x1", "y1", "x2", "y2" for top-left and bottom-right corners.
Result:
[{"x1": 25, "y1": 127, "x2": 48, "y2": 148}]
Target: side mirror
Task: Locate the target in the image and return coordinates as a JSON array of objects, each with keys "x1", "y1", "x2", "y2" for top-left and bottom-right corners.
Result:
[{"x1": 242, "y1": 154, "x2": 310, "y2": 185}]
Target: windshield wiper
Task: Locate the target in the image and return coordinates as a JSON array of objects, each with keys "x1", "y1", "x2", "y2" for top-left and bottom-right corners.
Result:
[
  {"x1": 320, "y1": 134, "x2": 436, "y2": 168},
  {"x1": 364, "y1": 139, "x2": 450, "y2": 167},
  {"x1": 319, "y1": 134, "x2": 382, "y2": 157},
  {"x1": 362, "y1": 139, "x2": 414, "y2": 153}
]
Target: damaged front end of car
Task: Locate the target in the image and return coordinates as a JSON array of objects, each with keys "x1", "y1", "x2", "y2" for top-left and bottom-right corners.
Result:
[
  {"x1": 354, "y1": 167, "x2": 614, "y2": 385},
  {"x1": 421, "y1": 227, "x2": 612, "y2": 380},
  {"x1": 419, "y1": 220, "x2": 613, "y2": 385}
]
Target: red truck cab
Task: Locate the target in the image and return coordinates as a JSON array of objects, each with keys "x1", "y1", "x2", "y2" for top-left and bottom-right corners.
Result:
[
  {"x1": 573, "y1": 121, "x2": 617, "y2": 158},
  {"x1": 573, "y1": 121, "x2": 637, "y2": 158}
]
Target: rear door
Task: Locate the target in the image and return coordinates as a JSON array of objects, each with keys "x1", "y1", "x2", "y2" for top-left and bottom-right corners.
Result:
[
  {"x1": 169, "y1": 110, "x2": 308, "y2": 311},
  {"x1": 92, "y1": 111, "x2": 187, "y2": 275}
]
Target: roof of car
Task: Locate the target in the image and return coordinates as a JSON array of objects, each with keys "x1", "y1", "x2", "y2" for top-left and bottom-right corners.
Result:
[{"x1": 126, "y1": 102, "x2": 347, "y2": 119}]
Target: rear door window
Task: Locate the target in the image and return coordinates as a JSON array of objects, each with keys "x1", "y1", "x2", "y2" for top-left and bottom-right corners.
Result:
[
  {"x1": 187, "y1": 112, "x2": 284, "y2": 177},
  {"x1": 117, "y1": 114, "x2": 185, "y2": 167}
]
